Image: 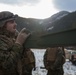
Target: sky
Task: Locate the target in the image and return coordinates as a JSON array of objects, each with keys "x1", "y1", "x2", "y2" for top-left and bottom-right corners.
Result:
[{"x1": 0, "y1": 0, "x2": 76, "y2": 19}]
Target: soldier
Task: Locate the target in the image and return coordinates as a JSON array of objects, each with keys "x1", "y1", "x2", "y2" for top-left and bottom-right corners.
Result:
[
  {"x1": 0, "y1": 11, "x2": 30, "y2": 75},
  {"x1": 22, "y1": 48, "x2": 36, "y2": 75},
  {"x1": 43, "y1": 47, "x2": 65, "y2": 75}
]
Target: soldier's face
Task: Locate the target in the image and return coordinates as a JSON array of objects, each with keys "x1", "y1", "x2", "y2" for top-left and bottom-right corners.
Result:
[{"x1": 5, "y1": 20, "x2": 17, "y2": 33}]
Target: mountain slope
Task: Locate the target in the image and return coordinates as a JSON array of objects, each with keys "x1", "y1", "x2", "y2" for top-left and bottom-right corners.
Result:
[
  {"x1": 45, "y1": 11, "x2": 76, "y2": 34},
  {"x1": 15, "y1": 11, "x2": 76, "y2": 34}
]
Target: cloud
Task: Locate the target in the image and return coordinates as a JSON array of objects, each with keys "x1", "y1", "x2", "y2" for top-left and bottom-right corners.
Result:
[
  {"x1": 52, "y1": 0, "x2": 76, "y2": 11},
  {"x1": 0, "y1": 0, "x2": 40, "y2": 6}
]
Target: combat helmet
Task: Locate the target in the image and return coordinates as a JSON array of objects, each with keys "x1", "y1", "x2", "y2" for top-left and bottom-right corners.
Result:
[{"x1": 0, "y1": 11, "x2": 18, "y2": 27}]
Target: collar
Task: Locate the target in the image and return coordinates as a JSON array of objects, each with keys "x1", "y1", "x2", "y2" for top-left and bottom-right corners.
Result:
[{"x1": 0, "y1": 29, "x2": 15, "y2": 38}]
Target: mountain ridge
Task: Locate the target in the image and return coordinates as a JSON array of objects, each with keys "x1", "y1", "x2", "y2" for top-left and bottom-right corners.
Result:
[{"x1": 16, "y1": 10, "x2": 76, "y2": 34}]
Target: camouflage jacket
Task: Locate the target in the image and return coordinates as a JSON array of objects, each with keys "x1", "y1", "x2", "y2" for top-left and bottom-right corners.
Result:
[
  {"x1": 0, "y1": 30, "x2": 23, "y2": 75},
  {"x1": 21, "y1": 49, "x2": 35, "y2": 75},
  {"x1": 43, "y1": 47, "x2": 65, "y2": 70}
]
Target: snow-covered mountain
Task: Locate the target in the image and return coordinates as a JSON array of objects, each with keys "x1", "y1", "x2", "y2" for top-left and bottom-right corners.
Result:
[
  {"x1": 41, "y1": 11, "x2": 69, "y2": 31},
  {"x1": 42, "y1": 11, "x2": 69, "y2": 24},
  {"x1": 50, "y1": 11, "x2": 69, "y2": 21},
  {"x1": 43, "y1": 11, "x2": 76, "y2": 33}
]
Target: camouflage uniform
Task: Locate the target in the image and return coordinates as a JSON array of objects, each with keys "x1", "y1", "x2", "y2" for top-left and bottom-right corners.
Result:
[
  {"x1": 0, "y1": 11, "x2": 23, "y2": 75},
  {"x1": 43, "y1": 47, "x2": 65, "y2": 75},
  {"x1": 12, "y1": 27, "x2": 35, "y2": 75},
  {"x1": 0, "y1": 30, "x2": 23, "y2": 75},
  {"x1": 22, "y1": 49, "x2": 35, "y2": 75}
]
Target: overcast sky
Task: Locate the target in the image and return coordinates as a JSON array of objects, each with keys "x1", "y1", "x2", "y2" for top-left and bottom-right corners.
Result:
[{"x1": 0, "y1": 0, "x2": 76, "y2": 19}]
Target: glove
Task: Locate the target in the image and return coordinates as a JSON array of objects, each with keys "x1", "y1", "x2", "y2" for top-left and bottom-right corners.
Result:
[{"x1": 15, "y1": 28, "x2": 30, "y2": 45}]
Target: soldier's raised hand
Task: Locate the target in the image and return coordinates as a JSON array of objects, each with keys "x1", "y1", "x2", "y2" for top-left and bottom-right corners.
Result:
[{"x1": 15, "y1": 28, "x2": 30, "y2": 45}]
